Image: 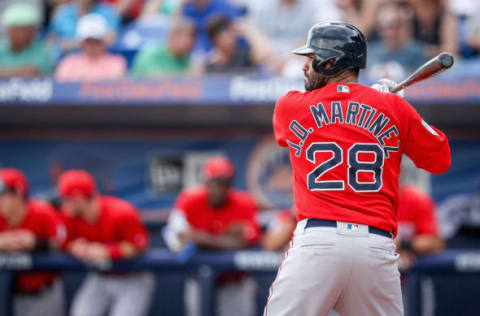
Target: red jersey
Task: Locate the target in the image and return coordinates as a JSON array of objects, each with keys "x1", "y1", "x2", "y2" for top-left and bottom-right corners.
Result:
[
  {"x1": 397, "y1": 185, "x2": 439, "y2": 241},
  {"x1": 174, "y1": 186, "x2": 260, "y2": 243},
  {"x1": 273, "y1": 83, "x2": 451, "y2": 234},
  {"x1": 0, "y1": 200, "x2": 63, "y2": 293},
  {"x1": 61, "y1": 196, "x2": 148, "y2": 254}
]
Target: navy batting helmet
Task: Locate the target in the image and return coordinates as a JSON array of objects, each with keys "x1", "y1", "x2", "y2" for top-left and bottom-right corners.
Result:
[{"x1": 293, "y1": 22, "x2": 367, "y2": 76}]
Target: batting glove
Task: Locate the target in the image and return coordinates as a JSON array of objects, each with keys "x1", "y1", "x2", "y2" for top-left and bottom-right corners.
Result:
[{"x1": 371, "y1": 78, "x2": 405, "y2": 98}]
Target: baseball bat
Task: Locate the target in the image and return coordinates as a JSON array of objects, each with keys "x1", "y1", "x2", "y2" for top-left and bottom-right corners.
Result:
[{"x1": 389, "y1": 52, "x2": 454, "y2": 93}]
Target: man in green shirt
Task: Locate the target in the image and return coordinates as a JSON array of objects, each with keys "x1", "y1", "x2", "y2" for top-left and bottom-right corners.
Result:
[
  {"x1": 131, "y1": 18, "x2": 197, "y2": 77},
  {"x1": 0, "y1": 3, "x2": 53, "y2": 78}
]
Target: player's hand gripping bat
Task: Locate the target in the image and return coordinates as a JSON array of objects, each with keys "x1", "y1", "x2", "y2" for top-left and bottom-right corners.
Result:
[{"x1": 389, "y1": 52, "x2": 454, "y2": 93}]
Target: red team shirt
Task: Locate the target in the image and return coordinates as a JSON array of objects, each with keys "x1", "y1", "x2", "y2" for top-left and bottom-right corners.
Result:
[
  {"x1": 175, "y1": 187, "x2": 261, "y2": 244},
  {"x1": 397, "y1": 185, "x2": 439, "y2": 240},
  {"x1": 273, "y1": 83, "x2": 451, "y2": 234},
  {"x1": 61, "y1": 196, "x2": 148, "y2": 253},
  {"x1": 0, "y1": 200, "x2": 63, "y2": 293}
]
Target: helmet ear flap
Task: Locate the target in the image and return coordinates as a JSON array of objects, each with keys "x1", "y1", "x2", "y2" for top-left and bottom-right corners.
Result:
[
  {"x1": 312, "y1": 55, "x2": 337, "y2": 75},
  {"x1": 312, "y1": 54, "x2": 323, "y2": 73}
]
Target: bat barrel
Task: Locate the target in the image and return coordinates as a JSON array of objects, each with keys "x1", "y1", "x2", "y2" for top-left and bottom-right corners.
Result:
[
  {"x1": 439, "y1": 52, "x2": 454, "y2": 68},
  {"x1": 388, "y1": 52, "x2": 454, "y2": 93}
]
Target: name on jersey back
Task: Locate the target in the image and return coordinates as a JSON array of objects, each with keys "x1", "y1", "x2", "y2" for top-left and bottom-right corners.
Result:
[{"x1": 287, "y1": 101, "x2": 399, "y2": 158}]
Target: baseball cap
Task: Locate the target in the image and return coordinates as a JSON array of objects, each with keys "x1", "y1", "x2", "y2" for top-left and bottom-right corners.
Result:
[
  {"x1": 76, "y1": 13, "x2": 109, "y2": 41},
  {"x1": 204, "y1": 156, "x2": 235, "y2": 181},
  {"x1": 0, "y1": 168, "x2": 29, "y2": 195},
  {"x1": 58, "y1": 170, "x2": 96, "y2": 198},
  {"x1": 2, "y1": 3, "x2": 40, "y2": 27}
]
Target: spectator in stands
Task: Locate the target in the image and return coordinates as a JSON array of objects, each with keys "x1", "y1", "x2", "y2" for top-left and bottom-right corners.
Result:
[
  {"x1": 367, "y1": 3, "x2": 428, "y2": 81},
  {"x1": 466, "y1": 5, "x2": 480, "y2": 54},
  {"x1": 57, "y1": 170, "x2": 155, "y2": 316},
  {"x1": 409, "y1": 0, "x2": 458, "y2": 57},
  {"x1": 179, "y1": 0, "x2": 243, "y2": 51},
  {"x1": 279, "y1": 0, "x2": 387, "y2": 77},
  {"x1": 55, "y1": 14, "x2": 127, "y2": 81},
  {"x1": 247, "y1": 0, "x2": 316, "y2": 71},
  {"x1": 48, "y1": 0, "x2": 120, "y2": 52},
  {"x1": 0, "y1": 169, "x2": 65, "y2": 316},
  {"x1": 142, "y1": 0, "x2": 182, "y2": 17},
  {"x1": 450, "y1": 0, "x2": 479, "y2": 18},
  {"x1": 0, "y1": 0, "x2": 44, "y2": 30},
  {"x1": 243, "y1": 0, "x2": 383, "y2": 40},
  {"x1": 262, "y1": 208, "x2": 296, "y2": 251},
  {"x1": 279, "y1": 0, "x2": 391, "y2": 77},
  {"x1": 131, "y1": 18, "x2": 197, "y2": 77},
  {"x1": 43, "y1": 0, "x2": 67, "y2": 27},
  {"x1": 103, "y1": 0, "x2": 145, "y2": 23},
  {"x1": 164, "y1": 156, "x2": 260, "y2": 316},
  {"x1": 396, "y1": 185, "x2": 444, "y2": 270},
  {"x1": 205, "y1": 16, "x2": 271, "y2": 74},
  {"x1": 329, "y1": 0, "x2": 382, "y2": 37},
  {"x1": 0, "y1": 3, "x2": 53, "y2": 78}
]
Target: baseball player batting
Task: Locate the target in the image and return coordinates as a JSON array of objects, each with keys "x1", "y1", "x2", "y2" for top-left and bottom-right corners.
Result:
[{"x1": 264, "y1": 22, "x2": 451, "y2": 316}]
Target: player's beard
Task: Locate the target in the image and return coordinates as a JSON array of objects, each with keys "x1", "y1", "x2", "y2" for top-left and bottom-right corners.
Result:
[{"x1": 304, "y1": 71, "x2": 329, "y2": 91}]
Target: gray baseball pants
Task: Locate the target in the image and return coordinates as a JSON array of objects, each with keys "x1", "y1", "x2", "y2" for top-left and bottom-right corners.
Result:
[
  {"x1": 14, "y1": 279, "x2": 64, "y2": 316},
  {"x1": 264, "y1": 219, "x2": 403, "y2": 316},
  {"x1": 71, "y1": 271, "x2": 155, "y2": 316},
  {"x1": 185, "y1": 276, "x2": 257, "y2": 316}
]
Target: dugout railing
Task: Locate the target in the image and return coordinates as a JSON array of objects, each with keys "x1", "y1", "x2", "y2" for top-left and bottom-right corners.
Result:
[{"x1": 0, "y1": 249, "x2": 479, "y2": 316}]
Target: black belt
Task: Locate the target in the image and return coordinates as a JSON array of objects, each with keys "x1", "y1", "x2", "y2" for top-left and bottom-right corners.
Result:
[{"x1": 305, "y1": 219, "x2": 393, "y2": 239}]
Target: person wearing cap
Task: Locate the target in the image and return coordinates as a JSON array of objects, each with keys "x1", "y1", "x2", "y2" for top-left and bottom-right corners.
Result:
[
  {"x1": 164, "y1": 155, "x2": 260, "y2": 316},
  {"x1": 55, "y1": 13, "x2": 126, "y2": 82},
  {"x1": 0, "y1": 168, "x2": 65, "y2": 316},
  {"x1": 56, "y1": 169, "x2": 154, "y2": 316},
  {"x1": 396, "y1": 184, "x2": 444, "y2": 270},
  {"x1": 48, "y1": 0, "x2": 120, "y2": 52},
  {"x1": 0, "y1": 3, "x2": 54, "y2": 77}
]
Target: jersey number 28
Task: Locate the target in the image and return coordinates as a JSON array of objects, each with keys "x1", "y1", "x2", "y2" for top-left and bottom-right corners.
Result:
[{"x1": 306, "y1": 142, "x2": 384, "y2": 192}]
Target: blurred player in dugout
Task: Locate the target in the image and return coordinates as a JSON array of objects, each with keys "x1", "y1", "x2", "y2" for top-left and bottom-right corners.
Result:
[
  {"x1": 164, "y1": 155, "x2": 261, "y2": 316},
  {"x1": 57, "y1": 169, "x2": 155, "y2": 316},
  {"x1": 0, "y1": 168, "x2": 65, "y2": 316},
  {"x1": 396, "y1": 183, "x2": 444, "y2": 269}
]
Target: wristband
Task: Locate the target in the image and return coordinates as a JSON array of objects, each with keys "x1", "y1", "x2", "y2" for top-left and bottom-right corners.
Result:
[{"x1": 108, "y1": 244, "x2": 124, "y2": 260}]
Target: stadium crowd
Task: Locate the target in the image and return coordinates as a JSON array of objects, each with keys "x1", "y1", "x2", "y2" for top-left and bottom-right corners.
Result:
[{"x1": 1, "y1": 0, "x2": 480, "y2": 81}]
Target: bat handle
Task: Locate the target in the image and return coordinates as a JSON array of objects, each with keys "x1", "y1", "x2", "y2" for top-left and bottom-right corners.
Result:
[{"x1": 389, "y1": 83, "x2": 404, "y2": 94}]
